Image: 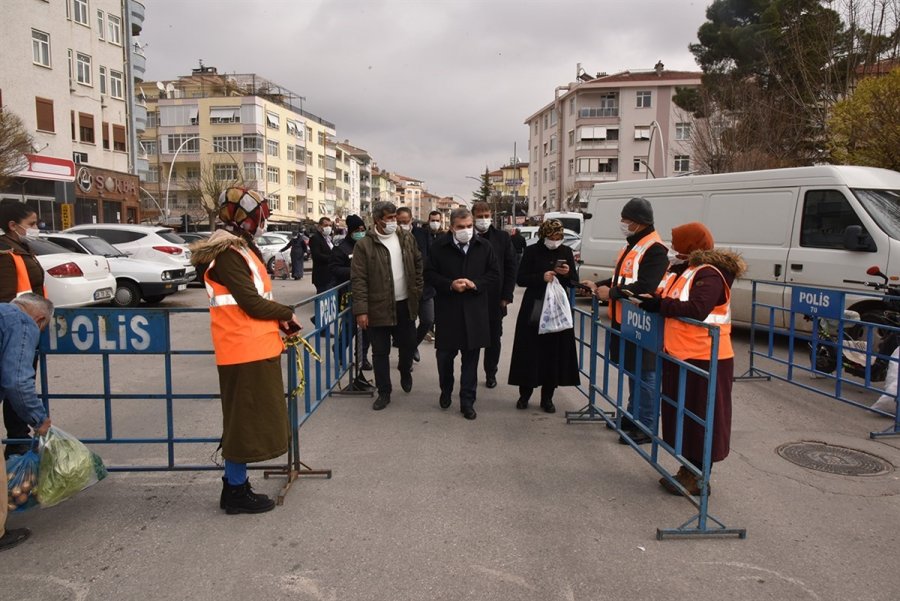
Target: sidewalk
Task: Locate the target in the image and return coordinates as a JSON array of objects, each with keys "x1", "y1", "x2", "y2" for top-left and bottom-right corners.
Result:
[{"x1": 3, "y1": 288, "x2": 899, "y2": 601}]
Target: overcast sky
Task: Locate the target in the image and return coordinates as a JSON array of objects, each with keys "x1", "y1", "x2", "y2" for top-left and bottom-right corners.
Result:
[{"x1": 142, "y1": 0, "x2": 709, "y2": 204}]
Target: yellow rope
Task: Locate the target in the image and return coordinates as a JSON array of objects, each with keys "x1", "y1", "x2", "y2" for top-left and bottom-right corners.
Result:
[{"x1": 284, "y1": 334, "x2": 321, "y2": 401}]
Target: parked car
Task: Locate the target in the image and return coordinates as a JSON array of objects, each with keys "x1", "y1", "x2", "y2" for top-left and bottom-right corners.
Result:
[
  {"x1": 257, "y1": 233, "x2": 294, "y2": 274},
  {"x1": 26, "y1": 237, "x2": 116, "y2": 308},
  {"x1": 40, "y1": 233, "x2": 193, "y2": 307},
  {"x1": 64, "y1": 224, "x2": 196, "y2": 281},
  {"x1": 178, "y1": 231, "x2": 213, "y2": 243}
]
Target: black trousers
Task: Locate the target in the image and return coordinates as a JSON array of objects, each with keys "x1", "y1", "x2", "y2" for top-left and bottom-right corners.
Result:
[
  {"x1": 416, "y1": 297, "x2": 435, "y2": 346},
  {"x1": 437, "y1": 348, "x2": 481, "y2": 411},
  {"x1": 518, "y1": 385, "x2": 557, "y2": 404},
  {"x1": 368, "y1": 300, "x2": 416, "y2": 395},
  {"x1": 3, "y1": 400, "x2": 31, "y2": 441},
  {"x1": 483, "y1": 314, "x2": 504, "y2": 377}
]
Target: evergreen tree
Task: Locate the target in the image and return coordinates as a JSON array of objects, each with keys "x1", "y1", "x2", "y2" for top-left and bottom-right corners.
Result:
[{"x1": 471, "y1": 167, "x2": 493, "y2": 204}]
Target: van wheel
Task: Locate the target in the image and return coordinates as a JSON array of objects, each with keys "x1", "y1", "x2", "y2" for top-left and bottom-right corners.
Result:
[
  {"x1": 143, "y1": 295, "x2": 166, "y2": 304},
  {"x1": 113, "y1": 281, "x2": 141, "y2": 307}
]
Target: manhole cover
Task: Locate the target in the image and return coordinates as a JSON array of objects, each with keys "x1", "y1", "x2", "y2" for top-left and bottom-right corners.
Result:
[{"x1": 776, "y1": 442, "x2": 893, "y2": 476}]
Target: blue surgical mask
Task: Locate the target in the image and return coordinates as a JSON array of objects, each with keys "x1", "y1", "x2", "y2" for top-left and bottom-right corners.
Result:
[{"x1": 351, "y1": 231, "x2": 366, "y2": 241}]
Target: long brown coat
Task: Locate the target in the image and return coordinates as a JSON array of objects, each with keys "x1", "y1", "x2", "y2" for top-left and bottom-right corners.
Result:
[{"x1": 191, "y1": 231, "x2": 294, "y2": 463}]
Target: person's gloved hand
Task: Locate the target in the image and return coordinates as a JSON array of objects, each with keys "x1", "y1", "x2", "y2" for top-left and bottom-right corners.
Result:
[{"x1": 639, "y1": 296, "x2": 661, "y2": 313}]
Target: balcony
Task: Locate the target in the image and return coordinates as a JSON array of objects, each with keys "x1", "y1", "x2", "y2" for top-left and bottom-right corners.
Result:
[
  {"x1": 575, "y1": 172, "x2": 618, "y2": 183},
  {"x1": 131, "y1": 45, "x2": 146, "y2": 82},
  {"x1": 129, "y1": 0, "x2": 145, "y2": 35},
  {"x1": 133, "y1": 102, "x2": 147, "y2": 133},
  {"x1": 579, "y1": 107, "x2": 619, "y2": 118},
  {"x1": 135, "y1": 156, "x2": 149, "y2": 174},
  {"x1": 576, "y1": 140, "x2": 618, "y2": 151}
]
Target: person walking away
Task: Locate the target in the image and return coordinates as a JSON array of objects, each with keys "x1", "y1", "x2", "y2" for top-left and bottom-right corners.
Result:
[
  {"x1": 581, "y1": 197, "x2": 667, "y2": 444},
  {"x1": 310, "y1": 216, "x2": 335, "y2": 293},
  {"x1": 329, "y1": 214, "x2": 372, "y2": 377},
  {"x1": 397, "y1": 207, "x2": 434, "y2": 363},
  {"x1": 0, "y1": 294, "x2": 54, "y2": 551},
  {"x1": 350, "y1": 201, "x2": 423, "y2": 411},
  {"x1": 637, "y1": 222, "x2": 745, "y2": 496},
  {"x1": 189, "y1": 187, "x2": 302, "y2": 514},
  {"x1": 280, "y1": 230, "x2": 308, "y2": 280},
  {"x1": 0, "y1": 202, "x2": 46, "y2": 458},
  {"x1": 426, "y1": 208, "x2": 499, "y2": 420},
  {"x1": 472, "y1": 202, "x2": 516, "y2": 388},
  {"x1": 509, "y1": 226, "x2": 527, "y2": 267},
  {"x1": 508, "y1": 220, "x2": 580, "y2": 412}
]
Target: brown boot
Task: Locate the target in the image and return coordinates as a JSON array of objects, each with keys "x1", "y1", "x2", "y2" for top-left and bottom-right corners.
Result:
[{"x1": 659, "y1": 466, "x2": 691, "y2": 495}]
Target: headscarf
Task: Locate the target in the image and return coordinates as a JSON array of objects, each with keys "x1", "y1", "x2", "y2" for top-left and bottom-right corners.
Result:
[
  {"x1": 217, "y1": 187, "x2": 271, "y2": 238},
  {"x1": 539, "y1": 219, "x2": 564, "y2": 239},
  {"x1": 671, "y1": 222, "x2": 714, "y2": 254}
]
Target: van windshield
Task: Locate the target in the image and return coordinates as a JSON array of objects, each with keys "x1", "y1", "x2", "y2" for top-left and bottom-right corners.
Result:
[{"x1": 853, "y1": 189, "x2": 900, "y2": 240}]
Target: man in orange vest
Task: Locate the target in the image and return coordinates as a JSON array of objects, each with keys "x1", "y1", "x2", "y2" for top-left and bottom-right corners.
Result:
[{"x1": 581, "y1": 198, "x2": 668, "y2": 444}]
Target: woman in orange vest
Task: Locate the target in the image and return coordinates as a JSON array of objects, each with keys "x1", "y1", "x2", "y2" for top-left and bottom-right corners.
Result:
[
  {"x1": 1, "y1": 202, "x2": 46, "y2": 458},
  {"x1": 637, "y1": 222, "x2": 746, "y2": 496},
  {"x1": 189, "y1": 188, "x2": 301, "y2": 514}
]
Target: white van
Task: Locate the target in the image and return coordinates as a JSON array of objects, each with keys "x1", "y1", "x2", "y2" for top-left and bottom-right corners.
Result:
[{"x1": 580, "y1": 166, "x2": 900, "y2": 327}]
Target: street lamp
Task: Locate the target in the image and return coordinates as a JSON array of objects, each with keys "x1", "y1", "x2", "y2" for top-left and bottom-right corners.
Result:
[
  {"x1": 139, "y1": 187, "x2": 164, "y2": 223},
  {"x1": 163, "y1": 136, "x2": 243, "y2": 224},
  {"x1": 646, "y1": 120, "x2": 666, "y2": 180}
]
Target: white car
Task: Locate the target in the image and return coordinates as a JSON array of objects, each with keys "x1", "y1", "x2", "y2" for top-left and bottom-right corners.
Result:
[
  {"x1": 40, "y1": 233, "x2": 193, "y2": 307},
  {"x1": 64, "y1": 224, "x2": 196, "y2": 280},
  {"x1": 257, "y1": 233, "x2": 295, "y2": 275},
  {"x1": 27, "y1": 237, "x2": 116, "y2": 308}
]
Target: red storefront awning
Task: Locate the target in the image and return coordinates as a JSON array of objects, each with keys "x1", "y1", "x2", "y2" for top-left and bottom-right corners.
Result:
[{"x1": 15, "y1": 154, "x2": 77, "y2": 182}]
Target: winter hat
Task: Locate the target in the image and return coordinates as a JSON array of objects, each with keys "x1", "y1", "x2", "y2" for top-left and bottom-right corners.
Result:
[
  {"x1": 620, "y1": 197, "x2": 654, "y2": 225},
  {"x1": 218, "y1": 187, "x2": 270, "y2": 236},
  {"x1": 671, "y1": 222, "x2": 714, "y2": 254},
  {"x1": 345, "y1": 214, "x2": 365, "y2": 232}
]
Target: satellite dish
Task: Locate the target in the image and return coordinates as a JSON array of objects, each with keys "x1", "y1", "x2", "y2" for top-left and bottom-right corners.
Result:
[
  {"x1": 156, "y1": 81, "x2": 166, "y2": 91},
  {"x1": 165, "y1": 83, "x2": 175, "y2": 93}
]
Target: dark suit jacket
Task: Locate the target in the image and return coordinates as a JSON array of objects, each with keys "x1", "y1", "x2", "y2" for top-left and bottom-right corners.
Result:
[
  {"x1": 309, "y1": 231, "x2": 334, "y2": 290},
  {"x1": 477, "y1": 226, "x2": 517, "y2": 316},
  {"x1": 411, "y1": 226, "x2": 435, "y2": 300}
]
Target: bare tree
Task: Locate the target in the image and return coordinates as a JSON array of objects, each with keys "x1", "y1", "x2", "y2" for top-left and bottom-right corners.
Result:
[
  {"x1": 183, "y1": 159, "x2": 243, "y2": 230},
  {"x1": 0, "y1": 108, "x2": 34, "y2": 189}
]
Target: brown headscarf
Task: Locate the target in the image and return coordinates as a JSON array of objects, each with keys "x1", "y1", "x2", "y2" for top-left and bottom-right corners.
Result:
[{"x1": 539, "y1": 219, "x2": 565, "y2": 239}]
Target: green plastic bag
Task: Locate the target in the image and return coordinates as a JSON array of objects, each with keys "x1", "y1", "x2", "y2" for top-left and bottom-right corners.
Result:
[{"x1": 36, "y1": 426, "x2": 107, "y2": 508}]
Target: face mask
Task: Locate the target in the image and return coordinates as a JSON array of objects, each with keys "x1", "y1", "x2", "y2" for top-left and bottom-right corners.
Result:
[
  {"x1": 322, "y1": 226, "x2": 333, "y2": 236},
  {"x1": 474, "y1": 218, "x2": 491, "y2": 232},
  {"x1": 16, "y1": 223, "x2": 39, "y2": 238},
  {"x1": 399, "y1": 223, "x2": 412, "y2": 232},
  {"x1": 619, "y1": 222, "x2": 633, "y2": 238},
  {"x1": 544, "y1": 239, "x2": 563, "y2": 250},
  {"x1": 429, "y1": 221, "x2": 441, "y2": 231},
  {"x1": 253, "y1": 219, "x2": 267, "y2": 240},
  {"x1": 453, "y1": 227, "x2": 474, "y2": 244},
  {"x1": 382, "y1": 221, "x2": 398, "y2": 235},
  {"x1": 351, "y1": 231, "x2": 366, "y2": 241},
  {"x1": 668, "y1": 248, "x2": 686, "y2": 265}
]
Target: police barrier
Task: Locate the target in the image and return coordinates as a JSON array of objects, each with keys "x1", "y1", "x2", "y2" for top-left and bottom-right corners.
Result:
[
  {"x1": 568, "y1": 297, "x2": 746, "y2": 540},
  {"x1": 738, "y1": 280, "x2": 900, "y2": 439},
  {"x1": 2, "y1": 283, "x2": 354, "y2": 503}
]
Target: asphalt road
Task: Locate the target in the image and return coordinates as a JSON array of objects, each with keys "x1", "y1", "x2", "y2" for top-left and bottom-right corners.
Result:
[{"x1": 3, "y1": 280, "x2": 900, "y2": 601}]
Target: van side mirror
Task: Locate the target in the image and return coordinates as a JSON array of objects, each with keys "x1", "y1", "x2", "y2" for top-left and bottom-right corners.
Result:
[
  {"x1": 843, "y1": 225, "x2": 876, "y2": 252},
  {"x1": 582, "y1": 212, "x2": 593, "y2": 220}
]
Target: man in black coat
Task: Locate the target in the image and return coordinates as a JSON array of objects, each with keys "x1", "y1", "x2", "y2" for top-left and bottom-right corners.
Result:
[
  {"x1": 396, "y1": 207, "x2": 434, "y2": 362},
  {"x1": 510, "y1": 227, "x2": 527, "y2": 265},
  {"x1": 426, "y1": 208, "x2": 499, "y2": 420},
  {"x1": 471, "y1": 202, "x2": 516, "y2": 388},
  {"x1": 309, "y1": 216, "x2": 334, "y2": 293}
]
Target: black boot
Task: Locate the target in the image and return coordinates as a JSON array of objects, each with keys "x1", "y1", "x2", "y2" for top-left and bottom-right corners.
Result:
[{"x1": 220, "y1": 477, "x2": 276, "y2": 514}]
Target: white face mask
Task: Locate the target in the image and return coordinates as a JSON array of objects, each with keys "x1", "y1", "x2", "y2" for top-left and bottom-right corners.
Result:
[
  {"x1": 667, "y1": 248, "x2": 686, "y2": 265},
  {"x1": 474, "y1": 218, "x2": 491, "y2": 233},
  {"x1": 619, "y1": 222, "x2": 633, "y2": 238},
  {"x1": 453, "y1": 227, "x2": 474, "y2": 244},
  {"x1": 399, "y1": 223, "x2": 412, "y2": 232},
  {"x1": 544, "y1": 239, "x2": 563, "y2": 250},
  {"x1": 382, "y1": 221, "x2": 398, "y2": 235},
  {"x1": 253, "y1": 219, "x2": 267, "y2": 240},
  {"x1": 429, "y1": 221, "x2": 441, "y2": 231},
  {"x1": 15, "y1": 223, "x2": 40, "y2": 238},
  {"x1": 322, "y1": 226, "x2": 333, "y2": 236}
]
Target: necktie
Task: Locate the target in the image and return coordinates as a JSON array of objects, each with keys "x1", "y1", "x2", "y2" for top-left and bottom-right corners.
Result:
[{"x1": 458, "y1": 242, "x2": 467, "y2": 253}]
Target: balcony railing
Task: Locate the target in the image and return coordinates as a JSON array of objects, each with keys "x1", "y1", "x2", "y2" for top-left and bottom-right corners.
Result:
[
  {"x1": 133, "y1": 103, "x2": 148, "y2": 133},
  {"x1": 576, "y1": 140, "x2": 618, "y2": 151},
  {"x1": 131, "y1": 45, "x2": 146, "y2": 82},
  {"x1": 129, "y1": 0, "x2": 145, "y2": 35},
  {"x1": 575, "y1": 172, "x2": 618, "y2": 182},
  {"x1": 579, "y1": 107, "x2": 619, "y2": 118}
]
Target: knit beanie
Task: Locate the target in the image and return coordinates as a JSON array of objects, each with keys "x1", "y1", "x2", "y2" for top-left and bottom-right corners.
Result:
[
  {"x1": 671, "y1": 222, "x2": 714, "y2": 254},
  {"x1": 345, "y1": 214, "x2": 365, "y2": 232},
  {"x1": 620, "y1": 197, "x2": 654, "y2": 225}
]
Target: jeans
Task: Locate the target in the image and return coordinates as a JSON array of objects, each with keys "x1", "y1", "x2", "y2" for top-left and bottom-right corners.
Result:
[
  {"x1": 368, "y1": 300, "x2": 416, "y2": 395},
  {"x1": 437, "y1": 348, "x2": 481, "y2": 410},
  {"x1": 416, "y1": 297, "x2": 435, "y2": 346},
  {"x1": 627, "y1": 367, "x2": 658, "y2": 429}
]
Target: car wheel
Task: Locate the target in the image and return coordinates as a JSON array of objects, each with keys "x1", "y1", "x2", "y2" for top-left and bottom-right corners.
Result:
[
  {"x1": 113, "y1": 280, "x2": 141, "y2": 307},
  {"x1": 266, "y1": 256, "x2": 276, "y2": 273},
  {"x1": 143, "y1": 295, "x2": 166, "y2": 304}
]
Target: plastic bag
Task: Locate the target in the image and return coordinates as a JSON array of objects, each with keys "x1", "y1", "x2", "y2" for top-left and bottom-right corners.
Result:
[
  {"x1": 873, "y1": 348, "x2": 899, "y2": 416},
  {"x1": 37, "y1": 426, "x2": 107, "y2": 508},
  {"x1": 538, "y1": 277, "x2": 574, "y2": 335},
  {"x1": 6, "y1": 449, "x2": 40, "y2": 513}
]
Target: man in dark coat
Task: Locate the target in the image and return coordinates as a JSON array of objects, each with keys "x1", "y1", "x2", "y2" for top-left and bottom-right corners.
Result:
[
  {"x1": 329, "y1": 214, "x2": 372, "y2": 384},
  {"x1": 510, "y1": 226, "x2": 527, "y2": 265},
  {"x1": 396, "y1": 206, "x2": 434, "y2": 363},
  {"x1": 472, "y1": 202, "x2": 516, "y2": 388},
  {"x1": 426, "y1": 208, "x2": 500, "y2": 420},
  {"x1": 309, "y1": 216, "x2": 334, "y2": 293},
  {"x1": 279, "y1": 230, "x2": 308, "y2": 280}
]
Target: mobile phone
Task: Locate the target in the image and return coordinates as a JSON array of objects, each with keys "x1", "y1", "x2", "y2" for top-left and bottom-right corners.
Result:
[
  {"x1": 280, "y1": 321, "x2": 301, "y2": 335},
  {"x1": 555, "y1": 259, "x2": 567, "y2": 267},
  {"x1": 620, "y1": 289, "x2": 634, "y2": 297}
]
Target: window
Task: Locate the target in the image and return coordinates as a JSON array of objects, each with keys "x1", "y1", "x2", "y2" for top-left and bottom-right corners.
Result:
[
  {"x1": 166, "y1": 134, "x2": 199, "y2": 154},
  {"x1": 287, "y1": 145, "x2": 295, "y2": 161},
  {"x1": 543, "y1": 142, "x2": 548, "y2": 156},
  {"x1": 209, "y1": 107, "x2": 240, "y2": 124},
  {"x1": 317, "y1": 131, "x2": 326, "y2": 145},
  {"x1": 141, "y1": 140, "x2": 157, "y2": 155},
  {"x1": 286, "y1": 120, "x2": 299, "y2": 136},
  {"x1": 569, "y1": 97, "x2": 575, "y2": 115},
  {"x1": 549, "y1": 162, "x2": 557, "y2": 182},
  {"x1": 98, "y1": 66, "x2": 107, "y2": 95},
  {"x1": 101, "y1": 121, "x2": 110, "y2": 149},
  {"x1": 96, "y1": 10, "x2": 104, "y2": 39},
  {"x1": 269, "y1": 194, "x2": 280, "y2": 211},
  {"x1": 112, "y1": 125, "x2": 126, "y2": 151},
  {"x1": 801, "y1": 190, "x2": 868, "y2": 250},
  {"x1": 242, "y1": 134, "x2": 263, "y2": 152},
  {"x1": 634, "y1": 126, "x2": 651, "y2": 140},
  {"x1": 306, "y1": 151, "x2": 313, "y2": 164},
  {"x1": 244, "y1": 162, "x2": 264, "y2": 181},
  {"x1": 267, "y1": 166, "x2": 280, "y2": 184},
  {"x1": 266, "y1": 112, "x2": 280, "y2": 129},
  {"x1": 106, "y1": 15, "x2": 121, "y2": 45},
  {"x1": 213, "y1": 136, "x2": 242, "y2": 153},
  {"x1": 673, "y1": 155, "x2": 690, "y2": 173},
  {"x1": 35, "y1": 97, "x2": 54, "y2": 132},
  {"x1": 577, "y1": 158, "x2": 616, "y2": 173},
  {"x1": 543, "y1": 113, "x2": 549, "y2": 129},
  {"x1": 675, "y1": 122, "x2": 692, "y2": 141},
  {"x1": 633, "y1": 157, "x2": 646, "y2": 172},
  {"x1": 542, "y1": 168, "x2": 547, "y2": 183},
  {"x1": 549, "y1": 134, "x2": 557, "y2": 153},
  {"x1": 532, "y1": 146, "x2": 537, "y2": 161},
  {"x1": 318, "y1": 179, "x2": 325, "y2": 192},
  {"x1": 184, "y1": 167, "x2": 200, "y2": 180},
  {"x1": 568, "y1": 130, "x2": 574, "y2": 147},
  {"x1": 159, "y1": 105, "x2": 199, "y2": 126},
  {"x1": 32, "y1": 30, "x2": 51, "y2": 67},
  {"x1": 318, "y1": 155, "x2": 324, "y2": 168},
  {"x1": 307, "y1": 177, "x2": 312, "y2": 190},
  {"x1": 636, "y1": 91, "x2": 652, "y2": 108},
  {"x1": 214, "y1": 164, "x2": 239, "y2": 181},
  {"x1": 146, "y1": 167, "x2": 159, "y2": 183},
  {"x1": 70, "y1": 110, "x2": 76, "y2": 140},
  {"x1": 147, "y1": 111, "x2": 158, "y2": 128},
  {"x1": 109, "y1": 70, "x2": 123, "y2": 99},
  {"x1": 266, "y1": 139, "x2": 279, "y2": 157},
  {"x1": 73, "y1": 0, "x2": 89, "y2": 25},
  {"x1": 549, "y1": 110, "x2": 558, "y2": 127},
  {"x1": 287, "y1": 171, "x2": 296, "y2": 187},
  {"x1": 287, "y1": 196, "x2": 296, "y2": 211},
  {"x1": 568, "y1": 159, "x2": 574, "y2": 176},
  {"x1": 76, "y1": 53, "x2": 92, "y2": 86},
  {"x1": 306, "y1": 126, "x2": 313, "y2": 140},
  {"x1": 78, "y1": 112, "x2": 95, "y2": 143}
]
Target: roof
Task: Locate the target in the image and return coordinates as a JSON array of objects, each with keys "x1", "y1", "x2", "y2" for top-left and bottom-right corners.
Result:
[{"x1": 591, "y1": 69, "x2": 701, "y2": 84}]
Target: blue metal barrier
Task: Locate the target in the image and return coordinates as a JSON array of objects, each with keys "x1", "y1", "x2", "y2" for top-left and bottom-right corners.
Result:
[
  {"x1": 2, "y1": 283, "x2": 354, "y2": 503},
  {"x1": 738, "y1": 280, "x2": 900, "y2": 439},
  {"x1": 568, "y1": 298, "x2": 746, "y2": 540}
]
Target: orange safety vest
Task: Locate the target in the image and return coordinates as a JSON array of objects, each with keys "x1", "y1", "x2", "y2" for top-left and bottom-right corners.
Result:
[
  {"x1": 8, "y1": 252, "x2": 34, "y2": 298},
  {"x1": 609, "y1": 230, "x2": 664, "y2": 323},
  {"x1": 661, "y1": 264, "x2": 733, "y2": 361},
  {"x1": 204, "y1": 247, "x2": 284, "y2": 366}
]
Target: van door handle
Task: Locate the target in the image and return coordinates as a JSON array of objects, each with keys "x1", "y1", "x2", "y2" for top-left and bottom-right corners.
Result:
[
  {"x1": 791, "y1": 263, "x2": 803, "y2": 271},
  {"x1": 774, "y1": 264, "x2": 782, "y2": 278}
]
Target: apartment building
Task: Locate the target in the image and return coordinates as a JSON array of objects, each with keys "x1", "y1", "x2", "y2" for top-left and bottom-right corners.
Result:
[
  {"x1": 139, "y1": 66, "x2": 336, "y2": 226},
  {"x1": 337, "y1": 141, "x2": 373, "y2": 216},
  {"x1": 0, "y1": 0, "x2": 146, "y2": 227},
  {"x1": 371, "y1": 166, "x2": 396, "y2": 204},
  {"x1": 525, "y1": 62, "x2": 701, "y2": 216}
]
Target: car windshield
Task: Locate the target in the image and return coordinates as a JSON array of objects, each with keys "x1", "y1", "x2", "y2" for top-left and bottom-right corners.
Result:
[
  {"x1": 156, "y1": 229, "x2": 186, "y2": 244},
  {"x1": 80, "y1": 237, "x2": 127, "y2": 257},
  {"x1": 853, "y1": 189, "x2": 900, "y2": 240},
  {"x1": 25, "y1": 237, "x2": 69, "y2": 255}
]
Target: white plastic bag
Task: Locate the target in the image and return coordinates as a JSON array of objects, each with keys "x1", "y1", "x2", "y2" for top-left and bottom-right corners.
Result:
[
  {"x1": 873, "y1": 348, "x2": 899, "y2": 416},
  {"x1": 538, "y1": 278, "x2": 573, "y2": 334}
]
